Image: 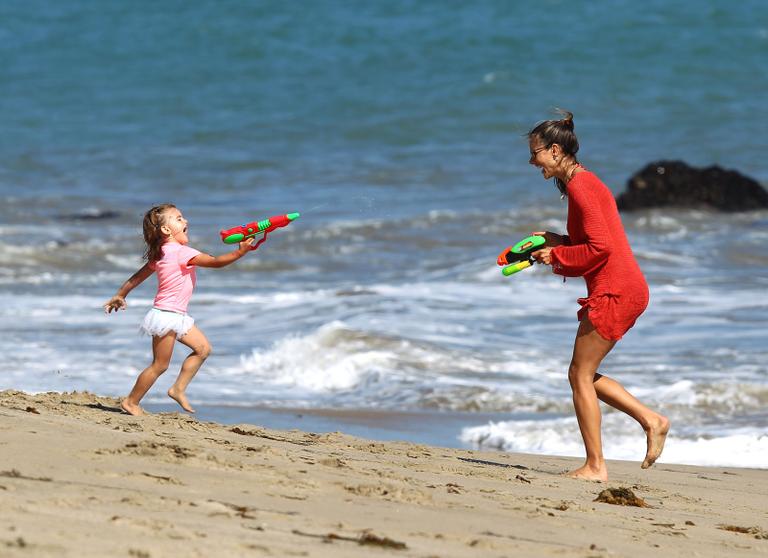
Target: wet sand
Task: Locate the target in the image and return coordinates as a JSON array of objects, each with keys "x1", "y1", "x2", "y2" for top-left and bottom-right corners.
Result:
[
  {"x1": 1, "y1": 390, "x2": 766, "y2": 557},
  {"x1": 140, "y1": 402, "x2": 528, "y2": 449}
]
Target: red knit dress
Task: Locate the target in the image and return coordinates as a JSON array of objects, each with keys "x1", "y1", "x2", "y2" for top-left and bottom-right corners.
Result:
[{"x1": 550, "y1": 171, "x2": 649, "y2": 341}]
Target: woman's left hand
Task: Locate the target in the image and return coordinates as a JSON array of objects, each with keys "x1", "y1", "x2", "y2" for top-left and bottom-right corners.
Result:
[{"x1": 532, "y1": 247, "x2": 553, "y2": 265}]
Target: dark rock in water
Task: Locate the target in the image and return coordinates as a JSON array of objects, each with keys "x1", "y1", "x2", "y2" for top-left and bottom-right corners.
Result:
[{"x1": 616, "y1": 161, "x2": 768, "y2": 212}]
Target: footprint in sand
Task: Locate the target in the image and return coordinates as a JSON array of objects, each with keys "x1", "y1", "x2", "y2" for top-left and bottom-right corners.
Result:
[{"x1": 345, "y1": 483, "x2": 432, "y2": 504}]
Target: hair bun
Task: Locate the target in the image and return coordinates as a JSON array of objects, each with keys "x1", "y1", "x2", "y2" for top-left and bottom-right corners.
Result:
[
  {"x1": 553, "y1": 108, "x2": 574, "y2": 131},
  {"x1": 527, "y1": 109, "x2": 579, "y2": 159}
]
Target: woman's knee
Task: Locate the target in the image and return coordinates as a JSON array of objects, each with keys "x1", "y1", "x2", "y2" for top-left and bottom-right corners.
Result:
[{"x1": 568, "y1": 362, "x2": 596, "y2": 388}]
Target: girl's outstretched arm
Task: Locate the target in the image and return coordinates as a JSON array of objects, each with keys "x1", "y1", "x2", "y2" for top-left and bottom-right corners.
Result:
[
  {"x1": 189, "y1": 237, "x2": 262, "y2": 269},
  {"x1": 103, "y1": 263, "x2": 154, "y2": 313}
]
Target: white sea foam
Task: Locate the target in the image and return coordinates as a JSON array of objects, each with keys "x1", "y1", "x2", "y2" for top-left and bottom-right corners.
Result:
[
  {"x1": 460, "y1": 414, "x2": 768, "y2": 468},
  {"x1": 237, "y1": 321, "x2": 395, "y2": 392},
  {"x1": 235, "y1": 320, "x2": 494, "y2": 392},
  {"x1": 633, "y1": 249, "x2": 696, "y2": 265},
  {"x1": 636, "y1": 380, "x2": 768, "y2": 415},
  {"x1": 104, "y1": 254, "x2": 144, "y2": 270},
  {"x1": 194, "y1": 289, "x2": 333, "y2": 308},
  {"x1": 230, "y1": 320, "x2": 567, "y2": 411}
]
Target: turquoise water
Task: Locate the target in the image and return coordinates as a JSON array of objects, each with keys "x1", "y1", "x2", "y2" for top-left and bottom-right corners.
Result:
[
  {"x1": 3, "y1": 1, "x2": 767, "y2": 198},
  {"x1": 1, "y1": 1, "x2": 767, "y2": 467}
]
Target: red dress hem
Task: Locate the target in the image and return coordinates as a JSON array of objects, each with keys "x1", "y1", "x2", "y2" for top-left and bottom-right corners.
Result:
[{"x1": 577, "y1": 293, "x2": 648, "y2": 341}]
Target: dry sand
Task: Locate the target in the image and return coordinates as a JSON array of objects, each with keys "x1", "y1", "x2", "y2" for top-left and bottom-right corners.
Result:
[{"x1": 1, "y1": 390, "x2": 766, "y2": 557}]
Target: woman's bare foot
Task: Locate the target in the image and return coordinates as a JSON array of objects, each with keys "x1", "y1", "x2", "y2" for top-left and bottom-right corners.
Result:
[
  {"x1": 642, "y1": 415, "x2": 670, "y2": 469},
  {"x1": 120, "y1": 399, "x2": 144, "y2": 416},
  {"x1": 167, "y1": 387, "x2": 195, "y2": 413},
  {"x1": 565, "y1": 462, "x2": 608, "y2": 482}
]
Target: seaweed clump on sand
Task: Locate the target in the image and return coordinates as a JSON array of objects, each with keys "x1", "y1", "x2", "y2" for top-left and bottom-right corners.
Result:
[
  {"x1": 718, "y1": 525, "x2": 768, "y2": 539},
  {"x1": 292, "y1": 530, "x2": 407, "y2": 549},
  {"x1": 594, "y1": 487, "x2": 650, "y2": 508}
]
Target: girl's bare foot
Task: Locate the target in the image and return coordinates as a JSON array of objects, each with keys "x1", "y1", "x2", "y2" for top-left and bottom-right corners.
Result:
[
  {"x1": 565, "y1": 463, "x2": 608, "y2": 482},
  {"x1": 120, "y1": 399, "x2": 144, "y2": 416},
  {"x1": 167, "y1": 387, "x2": 195, "y2": 413},
  {"x1": 642, "y1": 415, "x2": 670, "y2": 469}
]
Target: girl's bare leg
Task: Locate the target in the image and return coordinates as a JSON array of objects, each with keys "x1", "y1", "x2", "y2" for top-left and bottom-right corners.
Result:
[
  {"x1": 167, "y1": 326, "x2": 211, "y2": 413},
  {"x1": 122, "y1": 333, "x2": 177, "y2": 416},
  {"x1": 593, "y1": 374, "x2": 670, "y2": 468},
  {"x1": 566, "y1": 317, "x2": 616, "y2": 481}
]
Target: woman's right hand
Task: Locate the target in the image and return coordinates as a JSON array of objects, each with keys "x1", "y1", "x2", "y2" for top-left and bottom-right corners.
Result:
[
  {"x1": 532, "y1": 231, "x2": 565, "y2": 248},
  {"x1": 103, "y1": 295, "x2": 126, "y2": 314}
]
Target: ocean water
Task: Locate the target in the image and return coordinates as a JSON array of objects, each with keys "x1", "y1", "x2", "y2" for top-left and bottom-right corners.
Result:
[{"x1": 1, "y1": 1, "x2": 767, "y2": 468}]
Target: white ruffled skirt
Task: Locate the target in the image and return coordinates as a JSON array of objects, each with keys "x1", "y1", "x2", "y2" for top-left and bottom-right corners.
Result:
[{"x1": 140, "y1": 308, "x2": 195, "y2": 338}]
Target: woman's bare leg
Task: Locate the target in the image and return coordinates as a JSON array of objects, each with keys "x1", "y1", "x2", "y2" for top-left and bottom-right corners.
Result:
[
  {"x1": 593, "y1": 374, "x2": 670, "y2": 468},
  {"x1": 167, "y1": 326, "x2": 211, "y2": 413},
  {"x1": 122, "y1": 333, "x2": 176, "y2": 416},
  {"x1": 566, "y1": 317, "x2": 616, "y2": 481}
]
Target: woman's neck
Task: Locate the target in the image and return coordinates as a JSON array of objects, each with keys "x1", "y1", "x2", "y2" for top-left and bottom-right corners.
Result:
[{"x1": 556, "y1": 159, "x2": 583, "y2": 184}]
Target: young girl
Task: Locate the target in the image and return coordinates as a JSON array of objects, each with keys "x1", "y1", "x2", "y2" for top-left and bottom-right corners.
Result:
[
  {"x1": 527, "y1": 111, "x2": 670, "y2": 482},
  {"x1": 103, "y1": 203, "x2": 265, "y2": 416}
]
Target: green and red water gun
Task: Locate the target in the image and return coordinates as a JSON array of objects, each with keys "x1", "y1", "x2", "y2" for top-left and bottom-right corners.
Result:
[
  {"x1": 497, "y1": 235, "x2": 546, "y2": 276},
  {"x1": 220, "y1": 212, "x2": 300, "y2": 245}
]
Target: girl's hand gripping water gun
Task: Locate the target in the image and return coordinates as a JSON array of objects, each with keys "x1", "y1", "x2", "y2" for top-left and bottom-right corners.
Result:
[
  {"x1": 496, "y1": 235, "x2": 546, "y2": 276},
  {"x1": 220, "y1": 212, "x2": 300, "y2": 246}
]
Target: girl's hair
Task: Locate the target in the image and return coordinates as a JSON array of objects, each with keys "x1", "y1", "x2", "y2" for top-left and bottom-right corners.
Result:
[
  {"x1": 142, "y1": 204, "x2": 176, "y2": 262},
  {"x1": 527, "y1": 109, "x2": 579, "y2": 196}
]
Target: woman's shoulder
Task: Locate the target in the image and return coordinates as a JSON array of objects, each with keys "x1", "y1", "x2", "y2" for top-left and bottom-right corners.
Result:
[
  {"x1": 569, "y1": 168, "x2": 599, "y2": 185},
  {"x1": 567, "y1": 170, "x2": 611, "y2": 195}
]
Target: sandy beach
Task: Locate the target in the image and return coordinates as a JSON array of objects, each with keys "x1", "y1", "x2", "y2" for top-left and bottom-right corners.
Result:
[{"x1": 1, "y1": 390, "x2": 766, "y2": 558}]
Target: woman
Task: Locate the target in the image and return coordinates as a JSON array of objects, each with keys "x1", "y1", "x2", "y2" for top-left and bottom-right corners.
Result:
[{"x1": 527, "y1": 111, "x2": 669, "y2": 481}]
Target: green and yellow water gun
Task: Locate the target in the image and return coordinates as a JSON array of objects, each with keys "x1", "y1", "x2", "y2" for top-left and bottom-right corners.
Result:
[{"x1": 496, "y1": 235, "x2": 546, "y2": 276}]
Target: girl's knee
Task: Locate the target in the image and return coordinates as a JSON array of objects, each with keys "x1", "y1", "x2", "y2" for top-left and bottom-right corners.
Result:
[
  {"x1": 151, "y1": 361, "x2": 170, "y2": 374},
  {"x1": 197, "y1": 344, "x2": 212, "y2": 360}
]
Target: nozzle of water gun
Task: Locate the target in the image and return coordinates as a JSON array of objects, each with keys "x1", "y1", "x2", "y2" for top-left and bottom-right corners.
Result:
[{"x1": 497, "y1": 247, "x2": 515, "y2": 266}]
